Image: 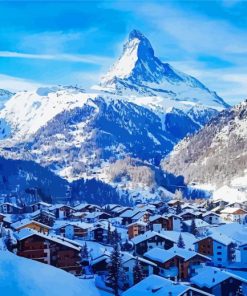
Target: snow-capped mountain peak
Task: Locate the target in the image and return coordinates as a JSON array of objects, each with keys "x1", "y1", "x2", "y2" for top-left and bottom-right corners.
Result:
[{"x1": 97, "y1": 30, "x2": 229, "y2": 110}]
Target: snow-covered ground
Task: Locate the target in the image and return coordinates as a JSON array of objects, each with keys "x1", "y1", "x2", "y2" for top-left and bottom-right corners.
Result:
[{"x1": 0, "y1": 251, "x2": 111, "y2": 296}]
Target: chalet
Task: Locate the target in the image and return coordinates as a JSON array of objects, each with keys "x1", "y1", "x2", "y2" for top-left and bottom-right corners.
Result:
[
  {"x1": 166, "y1": 214, "x2": 182, "y2": 231},
  {"x1": 49, "y1": 204, "x2": 75, "y2": 219},
  {"x1": 167, "y1": 200, "x2": 184, "y2": 207},
  {"x1": 144, "y1": 247, "x2": 210, "y2": 281},
  {"x1": 183, "y1": 219, "x2": 209, "y2": 235},
  {"x1": 29, "y1": 201, "x2": 51, "y2": 213},
  {"x1": 91, "y1": 222, "x2": 115, "y2": 243},
  {"x1": 149, "y1": 215, "x2": 169, "y2": 232},
  {"x1": 122, "y1": 274, "x2": 213, "y2": 296},
  {"x1": 15, "y1": 228, "x2": 81, "y2": 274},
  {"x1": 131, "y1": 230, "x2": 176, "y2": 256},
  {"x1": 179, "y1": 209, "x2": 201, "y2": 221},
  {"x1": 58, "y1": 222, "x2": 92, "y2": 240},
  {"x1": 0, "y1": 203, "x2": 23, "y2": 214},
  {"x1": 80, "y1": 204, "x2": 102, "y2": 213},
  {"x1": 220, "y1": 207, "x2": 247, "y2": 223},
  {"x1": 202, "y1": 212, "x2": 221, "y2": 225},
  {"x1": 150, "y1": 200, "x2": 166, "y2": 210},
  {"x1": 84, "y1": 211, "x2": 111, "y2": 223},
  {"x1": 11, "y1": 219, "x2": 51, "y2": 234},
  {"x1": 120, "y1": 209, "x2": 142, "y2": 225},
  {"x1": 128, "y1": 221, "x2": 147, "y2": 239},
  {"x1": 91, "y1": 253, "x2": 110, "y2": 273},
  {"x1": 111, "y1": 206, "x2": 132, "y2": 217},
  {"x1": 194, "y1": 233, "x2": 236, "y2": 267},
  {"x1": 70, "y1": 211, "x2": 87, "y2": 220},
  {"x1": 121, "y1": 252, "x2": 156, "y2": 287},
  {"x1": 191, "y1": 266, "x2": 247, "y2": 296},
  {"x1": 30, "y1": 209, "x2": 55, "y2": 226},
  {"x1": 120, "y1": 209, "x2": 149, "y2": 225}
]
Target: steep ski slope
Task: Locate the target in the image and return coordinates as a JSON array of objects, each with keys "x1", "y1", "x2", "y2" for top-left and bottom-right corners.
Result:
[
  {"x1": 97, "y1": 30, "x2": 228, "y2": 110},
  {"x1": 163, "y1": 101, "x2": 247, "y2": 188}
]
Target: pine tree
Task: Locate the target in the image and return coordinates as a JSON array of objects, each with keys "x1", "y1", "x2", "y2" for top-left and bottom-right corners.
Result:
[
  {"x1": 133, "y1": 258, "x2": 144, "y2": 284},
  {"x1": 176, "y1": 203, "x2": 182, "y2": 215},
  {"x1": 177, "y1": 233, "x2": 185, "y2": 249},
  {"x1": 81, "y1": 242, "x2": 89, "y2": 262},
  {"x1": 107, "y1": 222, "x2": 112, "y2": 244},
  {"x1": 190, "y1": 219, "x2": 199, "y2": 236},
  {"x1": 107, "y1": 244, "x2": 125, "y2": 296}
]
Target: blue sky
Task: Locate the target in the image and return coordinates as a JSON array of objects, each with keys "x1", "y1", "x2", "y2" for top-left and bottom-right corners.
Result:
[{"x1": 1, "y1": 0, "x2": 247, "y2": 104}]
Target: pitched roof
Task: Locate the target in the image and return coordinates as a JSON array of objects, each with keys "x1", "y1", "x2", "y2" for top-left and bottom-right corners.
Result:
[
  {"x1": 14, "y1": 228, "x2": 80, "y2": 251},
  {"x1": 11, "y1": 219, "x2": 51, "y2": 230},
  {"x1": 122, "y1": 274, "x2": 212, "y2": 296},
  {"x1": 131, "y1": 230, "x2": 177, "y2": 245},
  {"x1": 190, "y1": 266, "x2": 247, "y2": 289}
]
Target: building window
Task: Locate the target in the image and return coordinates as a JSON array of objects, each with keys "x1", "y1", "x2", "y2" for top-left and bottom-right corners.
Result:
[{"x1": 217, "y1": 252, "x2": 222, "y2": 255}]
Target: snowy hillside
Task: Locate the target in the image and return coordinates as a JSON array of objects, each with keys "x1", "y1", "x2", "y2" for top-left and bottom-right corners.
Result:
[
  {"x1": 0, "y1": 251, "x2": 108, "y2": 296},
  {"x1": 0, "y1": 30, "x2": 230, "y2": 202},
  {"x1": 0, "y1": 86, "x2": 97, "y2": 140},
  {"x1": 0, "y1": 89, "x2": 14, "y2": 109},
  {"x1": 163, "y1": 101, "x2": 247, "y2": 196}
]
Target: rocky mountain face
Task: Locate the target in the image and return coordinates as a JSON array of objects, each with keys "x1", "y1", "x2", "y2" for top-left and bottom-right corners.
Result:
[
  {"x1": 163, "y1": 101, "x2": 247, "y2": 189},
  {"x1": 0, "y1": 30, "x2": 229, "y2": 203}
]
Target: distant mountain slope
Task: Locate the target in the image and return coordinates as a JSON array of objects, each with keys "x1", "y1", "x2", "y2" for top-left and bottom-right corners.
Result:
[
  {"x1": 163, "y1": 101, "x2": 247, "y2": 188},
  {"x1": 0, "y1": 30, "x2": 230, "y2": 201}
]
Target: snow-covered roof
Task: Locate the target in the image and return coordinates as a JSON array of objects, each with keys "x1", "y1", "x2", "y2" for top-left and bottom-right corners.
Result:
[
  {"x1": 122, "y1": 274, "x2": 212, "y2": 296},
  {"x1": 120, "y1": 209, "x2": 141, "y2": 218},
  {"x1": 14, "y1": 228, "x2": 81, "y2": 251},
  {"x1": 11, "y1": 218, "x2": 51, "y2": 230},
  {"x1": 159, "y1": 231, "x2": 196, "y2": 250},
  {"x1": 190, "y1": 266, "x2": 247, "y2": 288},
  {"x1": 220, "y1": 207, "x2": 247, "y2": 214},
  {"x1": 144, "y1": 247, "x2": 210, "y2": 263},
  {"x1": 202, "y1": 211, "x2": 220, "y2": 218},
  {"x1": 131, "y1": 230, "x2": 177, "y2": 245},
  {"x1": 195, "y1": 233, "x2": 233, "y2": 246},
  {"x1": 183, "y1": 219, "x2": 209, "y2": 228},
  {"x1": 127, "y1": 221, "x2": 147, "y2": 227},
  {"x1": 121, "y1": 251, "x2": 156, "y2": 266},
  {"x1": 149, "y1": 215, "x2": 167, "y2": 222}
]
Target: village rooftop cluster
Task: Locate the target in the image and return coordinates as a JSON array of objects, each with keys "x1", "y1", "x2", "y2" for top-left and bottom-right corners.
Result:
[{"x1": 1, "y1": 197, "x2": 247, "y2": 295}]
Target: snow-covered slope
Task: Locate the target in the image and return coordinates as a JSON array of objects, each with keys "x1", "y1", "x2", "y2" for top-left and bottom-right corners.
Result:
[
  {"x1": 0, "y1": 86, "x2": 97, "y2": 141},
  {"x1": 96, "y1": 30, "x2": 228, "y2": 111},
  {"x1": 0, "y1": 89, "x2": 14, "y2": 108},
  {"x1": 0, "y1": 251, "x2": 106, "y2": 296},
  {"x1": 0, "y1": 30, "x2": 230, "y2": 201},
  {"x1": 163, "y1": 101, "x2": 247, "y2": 195}
]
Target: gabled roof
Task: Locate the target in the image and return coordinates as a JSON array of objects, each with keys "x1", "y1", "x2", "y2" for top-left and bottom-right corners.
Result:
[
  {"x1": 183, "y1": 219, "x2": 209, "y2": 228},
  {"x1": 131, "y1": 230, "x2": 177, "y2": 245},
  {"x1": 122, "y1": 274, "x2": 213, "y2": 296},
  {"x1": 11, "y1": 218, "x2": 51, "y2": 230},
  {"x1": 190, "y1": 266, "x2": 247, "y2": 289},
  {"x1": 144, "y1": 247, "x2": 210, "y2": 264},
  {"x1": 14, "y1": 228, "x2": 81, "y2": 251},
  {"x1": 194, "y1": 233, "x2": 233, "y2": 246}
]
